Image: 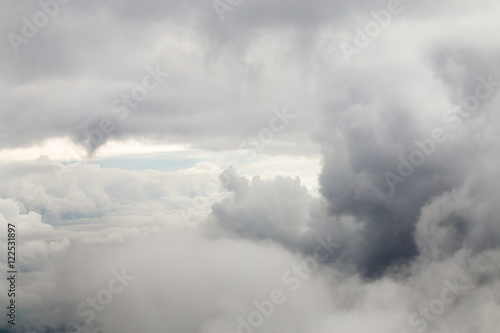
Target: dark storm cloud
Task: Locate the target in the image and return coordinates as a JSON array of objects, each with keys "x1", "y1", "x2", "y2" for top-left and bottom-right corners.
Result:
[
  {"x1": 310, "y1": 42, "x2": 500, "y2": 276},
  {"x1": 200, "y1": 1, "x2": 500, "y2": 277},
  {"x1": 309, "y1": 54, "x2": 500, "y2": 276},
  {"x1": 2, "y1": 0, "x2": 500, "y2": 332}
]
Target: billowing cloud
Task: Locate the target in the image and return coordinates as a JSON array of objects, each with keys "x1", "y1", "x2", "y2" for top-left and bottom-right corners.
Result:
[{"x1": 1, "y1": 0, "x2": 500, "y2": 332}]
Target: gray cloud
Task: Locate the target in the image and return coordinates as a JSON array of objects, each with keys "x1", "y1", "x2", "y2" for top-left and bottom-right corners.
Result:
[{"x1": 1, "y1": 0, "x2": 500, "y2": 331}]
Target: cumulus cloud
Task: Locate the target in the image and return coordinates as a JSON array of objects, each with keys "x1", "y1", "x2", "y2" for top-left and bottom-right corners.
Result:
[{"x1": 203, "y1": 169, "x2": 309, "y2": 247}]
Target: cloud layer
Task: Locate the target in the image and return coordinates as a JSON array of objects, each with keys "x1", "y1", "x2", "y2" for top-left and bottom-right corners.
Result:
[{"x1": 1, "y1": 0, "x2": 500, "y2": 332}]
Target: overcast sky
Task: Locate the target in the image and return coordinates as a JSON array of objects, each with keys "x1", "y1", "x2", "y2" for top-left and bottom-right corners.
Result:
[{"x1": 1, "y1": 0, "x2": 500, "y2": 332}]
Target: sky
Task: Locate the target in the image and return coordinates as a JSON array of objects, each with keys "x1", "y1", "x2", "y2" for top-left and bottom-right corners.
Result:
[{"x1": 1, "y1": 0, "x2": 500, "y2": 332}]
